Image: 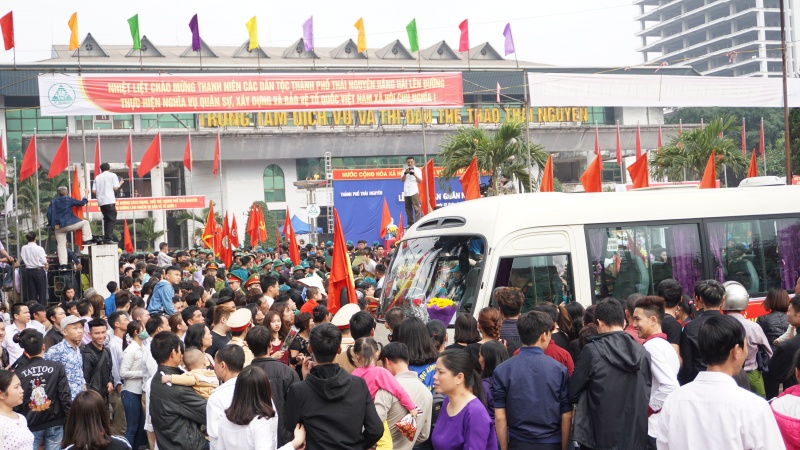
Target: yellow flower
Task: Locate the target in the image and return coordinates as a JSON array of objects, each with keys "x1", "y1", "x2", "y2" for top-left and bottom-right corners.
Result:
[{"x1": 427, "y1": 298, "x2": 455, "y2": 308}]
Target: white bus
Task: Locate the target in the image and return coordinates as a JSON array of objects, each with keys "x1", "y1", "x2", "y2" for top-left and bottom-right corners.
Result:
[{"x1": 379, "y1": 185, "x2": 800, "y2": 324}]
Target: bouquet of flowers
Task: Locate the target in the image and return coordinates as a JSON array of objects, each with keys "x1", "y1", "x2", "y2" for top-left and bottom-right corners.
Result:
[{"x1": 427, "y1": 298, "x2": 457, "y2": 324}]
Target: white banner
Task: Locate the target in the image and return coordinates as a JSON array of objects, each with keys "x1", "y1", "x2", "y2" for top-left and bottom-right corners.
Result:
[{"x1": 527, "y1": 73, "x2": 800, "y2": 107}]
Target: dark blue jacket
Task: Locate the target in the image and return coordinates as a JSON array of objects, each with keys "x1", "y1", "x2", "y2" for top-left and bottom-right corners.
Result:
[{"x1": 46, "y1": 195, "x2": 87, "y2": 229}]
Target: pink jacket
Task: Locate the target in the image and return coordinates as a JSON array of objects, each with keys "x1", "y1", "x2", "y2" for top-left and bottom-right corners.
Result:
[
  {"x1": 352, "y1": 365, "x2": 417, "y2": 412},
  {"x1": 772, "y1": 384, "x2": 800, "y2": 449}
]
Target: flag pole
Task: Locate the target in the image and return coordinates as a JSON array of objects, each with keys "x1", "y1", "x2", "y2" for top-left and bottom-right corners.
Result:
[
  {"x1": 762, "y1": 117, "x2": 767, "y2": 175},
  {"x1": 189, "y1": 132, "x2": 195, "y2": 246},
  {"x1": 13, "y1": 157, "x2": 18, "y2": 260},
  {"x1": 80, "y1": 116, "x2": 89, "y2": 230},
  {"x1": 33, "y1": 130, "x2": 41, "y2": 242},
  {"x1": 217, "y1": 130, "x2": 225, "y2": 214},
  {"x1": 160, "y1": 132, "x2": 167, "y2": 246},
  {"x1": 523, "y1": 73, "x2": 532, "y2": 192},
  {"x1": 617, "y1": 120, "x2": 624, "y2": 184},
  {"x1": 130, "y1": 129, "x2": 137, "y2": 252}
]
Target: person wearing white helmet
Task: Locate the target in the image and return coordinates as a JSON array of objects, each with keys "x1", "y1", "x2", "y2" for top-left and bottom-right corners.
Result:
[{"x1": 722, "y1": 281, "x2": 773, "y2": 398}]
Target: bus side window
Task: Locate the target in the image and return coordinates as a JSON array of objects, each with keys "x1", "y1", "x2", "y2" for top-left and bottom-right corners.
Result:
[{"x1": 492, "y1": 254, "x2": 575, "y2": 312}]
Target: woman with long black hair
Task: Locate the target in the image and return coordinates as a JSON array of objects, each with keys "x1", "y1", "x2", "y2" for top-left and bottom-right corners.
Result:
[{"x1": 62, "y1": 390, "x2": 130, "y2": 449}]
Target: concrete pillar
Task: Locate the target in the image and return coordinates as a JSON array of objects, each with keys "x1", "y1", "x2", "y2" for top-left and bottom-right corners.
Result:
[{"x1": 150, "y1": 163, "x2": 168, "y2": 246}]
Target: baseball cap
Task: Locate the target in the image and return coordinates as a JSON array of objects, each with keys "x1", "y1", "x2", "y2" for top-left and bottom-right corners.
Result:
[{"x1": 61, "y1": 315, "x2": 85, "y2": 330}]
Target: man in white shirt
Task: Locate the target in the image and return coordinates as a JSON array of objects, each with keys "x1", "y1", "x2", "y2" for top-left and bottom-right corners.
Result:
[
  {"x1": 157, "y1": 242, "x2": 172, "y2": 268},
  {"x1": 3, "y1": 303, "x2": 34, "y2": 365},
  {"x1": 20, "y1": 232, "x2": 49, "y2": 305},
  {"x1": 141, "y1": 314, "x2": 168, "y2": 449},
  {"x1": 28, "y1": 303, "x2": 48, "y2": 334},
  {"x1": 207, "y1": 344, "x2": 244, "y2": 450},
  {"x1": 656, "y1": 314, "x2": 784, "y2": 449},
  {"x1": 400, "y1": 156, "x2": 423, "y2": 227},
  {"x1": 631, "y1": 296, "x2": 679, "y2": 449},
  {"x1": 92, "y1": 162, "x2": 123, "y2": 244},
  {"x1": 108, "y1": 311, "x2": 130, "y2": 435}
]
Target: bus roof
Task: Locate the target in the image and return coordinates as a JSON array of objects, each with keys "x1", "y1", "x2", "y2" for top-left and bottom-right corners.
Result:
[{"x1": 407, "y1": 185, "x2": 800, "y2": 243}]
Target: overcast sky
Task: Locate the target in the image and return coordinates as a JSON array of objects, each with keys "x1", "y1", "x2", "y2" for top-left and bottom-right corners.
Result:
[{"x1": 0, "y1": 0, "x2": 643, "y2": 67}]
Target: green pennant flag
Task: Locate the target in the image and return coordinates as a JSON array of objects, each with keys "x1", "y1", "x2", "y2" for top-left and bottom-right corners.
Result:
[
  {"x1": 406, "y1": 18, "x2": 418, "y2": 53},
  {"x1": 128, "y1": 14, "x2": 141, "y2": 50}
]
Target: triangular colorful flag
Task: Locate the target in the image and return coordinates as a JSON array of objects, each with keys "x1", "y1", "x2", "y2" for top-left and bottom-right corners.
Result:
[
  {"x1": 246, "y1": 16, "x2": 258, "y2": 50},
  {"x1": 202, "y1": 200, "x2": 217, "y2": 251},
  {"x1": 48, "y1": 135, "x2": 69, "y2": 179},
  {"x1": 137, "y1": 133, "x2": 161, "y2": 177},
  {"x1": 380, "y1": 197, "x2": 391, "y2": 239},
  {"x1": 579, "y1": 156, "x2": 603, "y2": 193},
  {"x1": 189, "y1": 14, "x2": 200, "y2": 52},
  {"x1": 459, "y1": 156, "x2": 480, "y2": 200},
  {"x1": 303, "y1": 16, "x2": 314, "y2": 51},
  {"x1": 502, "y1": 23, "x2": 515, "y2": 56},
  {"x1": 424, "y1": 159, "x2": 436, "y2": 211},
  {"x1": 759, "y1": 117, "x2": 765, "y2": 158},
  {"x1": 698, "y1": 151, "x2": 718, "y2": 189},
  {"x1": 71, "y1": 168, "x2": 84, "y2": 247},
  {"x1": 213, "y1": 132, "x2": 220, "y2": 178},
  {"x1": 747, "y1": 150, "x2": 759, "y2": 178},
  {"x1": 615, "y1": 120, "x2": 622, "y2": 166},
  {"x1": 0, "y1": 12, "x2": 14, "y2": 51},
  {"x1": 123, "y1": 219, "x2": 134, "y2": 253},
  {"x1": 68, "y1": 13, "x2": 79, "y2": 51},
  {"x1": 406, "y1": 19, "x2": 419, "y2": 53},
  {"x1": 328, "y1": 208, "x2": 357, "y2": 314},
  {"x1": 354, "y1": 18, "x2": 366, "y2": 53},
  {"x1": 283, "y1": 207, "x2": 300, "y2": 266},
  {"x1": 128, "y1": 14, "x2": 141, "y2": 50},
  {"x1": 19, "y1": 136, "x2": 39, "y2": 182},
  {"x1": 741, "y1": 118, "x2": 747, "y2": 156},
  {"x1": 230, "y1": 213, "x2": 240, "y2": 249},
  {"x1": 540, "y1": 155, "x2": 554, "y2": 192},
  {"x1": 183, "y1": 134, "x2": 192, "y2": 172},
  {"x1": 125, "y1": 134, "x2": 133, "y2": 183},
  {"x1": 458, "y1": 19, "x2": 469, "y2": 52},
  {"x1": 627, "y1": 153, "x2": 650, "y2": 189},
  {"x1": 94, "y1": 136, "x2": 101, "y2": 178},
  {"x1": 635, "y1": 124, "x2": 642, "y2": 159}
]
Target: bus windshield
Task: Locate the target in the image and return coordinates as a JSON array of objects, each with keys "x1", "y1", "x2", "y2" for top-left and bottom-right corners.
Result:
[{"x1": 380, "y1": 235, "x2": 485, "y2": 325}]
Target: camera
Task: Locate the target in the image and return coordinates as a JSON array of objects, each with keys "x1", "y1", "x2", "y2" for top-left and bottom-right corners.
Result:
[{"x1": 405, "y1": 168, "x2": 414, "y2": 175}]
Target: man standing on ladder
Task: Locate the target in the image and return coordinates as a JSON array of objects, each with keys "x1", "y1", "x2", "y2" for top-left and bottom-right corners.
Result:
[{"x1": 93, "y1": 163, "x2": 123, "y2": 244}]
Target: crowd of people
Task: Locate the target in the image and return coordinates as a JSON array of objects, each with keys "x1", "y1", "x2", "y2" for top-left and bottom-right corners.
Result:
[{"x1": 0, "y1": 225, "x2": 799, "y2": 449}]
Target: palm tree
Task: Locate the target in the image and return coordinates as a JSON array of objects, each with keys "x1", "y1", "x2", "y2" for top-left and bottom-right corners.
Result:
[
  {"x1": 135, "y1": 218, "x2": 164, "y2": 252},
  {"x1": 174, "y1": 206, "x2": 222, "y2": 243},
  {"x1": 438, "y1": 121, "x2": 548, "y2": 194},
  {"x1": 651, "y1": 116, "x2": 748, "y2": 183}
]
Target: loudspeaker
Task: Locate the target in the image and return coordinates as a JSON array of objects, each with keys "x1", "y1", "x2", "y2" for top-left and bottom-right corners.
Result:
[{"x1": 48, "y1": 268, "x2": 76, "y2": 304}]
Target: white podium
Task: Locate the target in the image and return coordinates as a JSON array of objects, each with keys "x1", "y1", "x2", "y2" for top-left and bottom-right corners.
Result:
[{"x1": 88, "y1": 244, "x2": 119, "y2": 298}]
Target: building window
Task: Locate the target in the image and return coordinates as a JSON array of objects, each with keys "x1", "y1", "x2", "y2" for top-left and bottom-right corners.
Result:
[
  {"x1": 5, "y1": 108, "x2": 68, "y2": 158},
  {"x1": 602, "y1": 161, "x2": 622, "y2": 183},
  {"x1": 140, "y1": 114, "x2": 195, "y2": 130},
  {"x1": 295, "y1": 154, "x2": 443, "y2": 179},
  {"x1": 263, "y1": 165, "x2": 286, "y2": 203}
]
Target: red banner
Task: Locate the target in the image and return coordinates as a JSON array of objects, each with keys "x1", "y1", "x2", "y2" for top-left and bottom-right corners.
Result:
[
  {"x1": 333, "y1": 166, "x2": 487, "y2": 181},
  {"x1": 39, "y1": 73, "x2": 464, "y2": 116},
  {"x1": 87, "y1": 195, "x2": 205, "y2": 213}
]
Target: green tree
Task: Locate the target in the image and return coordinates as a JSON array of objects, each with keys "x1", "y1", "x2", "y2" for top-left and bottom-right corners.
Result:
[
  {"x1": 651, "y1": 116, "x2": 748, "y2": 183},
  {"x1": 135, "y1": 218, "x2": 164, "y2": 252},
  {"x1": 438, "y1": 121, "x2": 548, "y2": 194},
  {"x1": 174, "y1": 206, "x2": 222, "y2": 242}
]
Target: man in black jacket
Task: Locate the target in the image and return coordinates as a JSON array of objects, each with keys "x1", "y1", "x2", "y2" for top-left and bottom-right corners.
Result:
[
  {"x1": 82, "y1": 318, "x2": 113, "y2": 402},
  {"x1": 679, "y1": 280, "x2": 726, "y2": 385},
  {"x1": 282, "y1": 322, "x2": 383, "y2": 450},
  {"x1": 15, "y1": 329, "x2": 72, "y2": 450},
  {"x1": 247, "y1": 325, "x2": 300, "y2": 447},
  {"x1": 149, "y1": 331, "x2": 207, "y2": 450},
  {"x1": 569, "y1": 298, "x2": 652, "y2": 450},
  {"x1": 766, "y1": 295, "x2": 800, "y2": 397}
]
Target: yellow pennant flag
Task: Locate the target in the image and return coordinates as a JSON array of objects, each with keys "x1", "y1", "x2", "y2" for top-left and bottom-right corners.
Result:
[
  {"x1": 246, "y1": 16, "x2": 258, "y2": 50},
  {"x1": 68, "y1": 12, "x2": 79, "y2": 51},
  {"x1": 354, "y1": 18, "x2": 366, "y2": 53}
]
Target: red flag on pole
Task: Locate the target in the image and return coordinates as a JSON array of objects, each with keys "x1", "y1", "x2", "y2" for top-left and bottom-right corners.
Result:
[
  {"x1": 635, "y1": 124, "x2": 642, "y2": 159},
  {"x1": 424, "y1": 159, "x2": 436, "y2": 211},
  {"x1": 747, "y1": 150, "x2": 759, "y2": 178},
  {"x1": 123, "y1": 219, "x2": 134, "y2": 253},
  {"x1": 137, "y1": 133, "x2": 161, "y2": 177},
  {"x1": 741, "y1": 118, "x2": 747, "y2": 156},
  {"x1": 247, "y1": 204, "x2": 258, "y2": 247},
  {"x1": 213, "y1": 132, "x2": 220, "y2": 178},
  {"x1": 0, "y1": 12, "x2": 14, "y2": 50},
  {"x1": 125, "y1": 134, "x2": 133, "y2": 183},
  {"x1": 594, "y1": 123, "x2": 600, "y2": 156},
  {"x1": 48, "y1": 135, "x2": 69, "y2": 179},
  {"x1": 627, "y1": 153, "x2": 650, "y2": 189},
  {"x1": 71, "y1": 168, "x2": 84, "y2": 247},
  {"x1": 459, "y1": 157, "x2": 480, "y2": 201},
  {"x1": 257, "y1": 205, "x2": 267, "y2": 243},
  {"x1": 540, "y1": 155, "x2": 554, "y2": 192},
  {"x1": 379, "y1": 197, "x2": 391, "y2": 239},
  {"x1": 183, "y1": 134, "x2": 192, "y2": 171},
  {"x1": 579, "y1": 156, "x2": 603, "y2": 193},
  {"x1": 230, "y1": 213, "x2": 240, "y2": 249},
  {"x1": 220, "y1": 212, "x2": 232, "y2": 268},
  {"x1": 19, "y1": 136, "x2": 39, "y2": 182},
  {"x1": 397, "y1": 212, "x2": 404, "y2": 241},
  {"x1": 698, "y1": 151, "x2": 718, "y2": 189},
  {"x1": 275, "y1": 226, "x2": 281, "y2": 245},
  {"x1": 283, "y1": 208, "x2": 300, "y2": 266},
  {"x1": 615, "y1": 120, "x2": 622, "y2": 166},
  {"x1": 419, "y1": 168, "x2": 428, "y2": 216},
  {"x1": 458, "y1": 19, "x2": 469, "y2": 52},
  {"x1": 657, "y1": 125, "x2": 662, "y2": 150},
  {"x1": 201, "y1": 201, "x2": 217, "y2": 251},
  {"x1": 328, "y1": 208, "x2": 357, "y2": 314},
  {"x1": 759, "y1": 117, "x2": 765, "y2": 158},
  {"x1": 94, "y1": 136, "x2": 101, "y2": 178}
]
